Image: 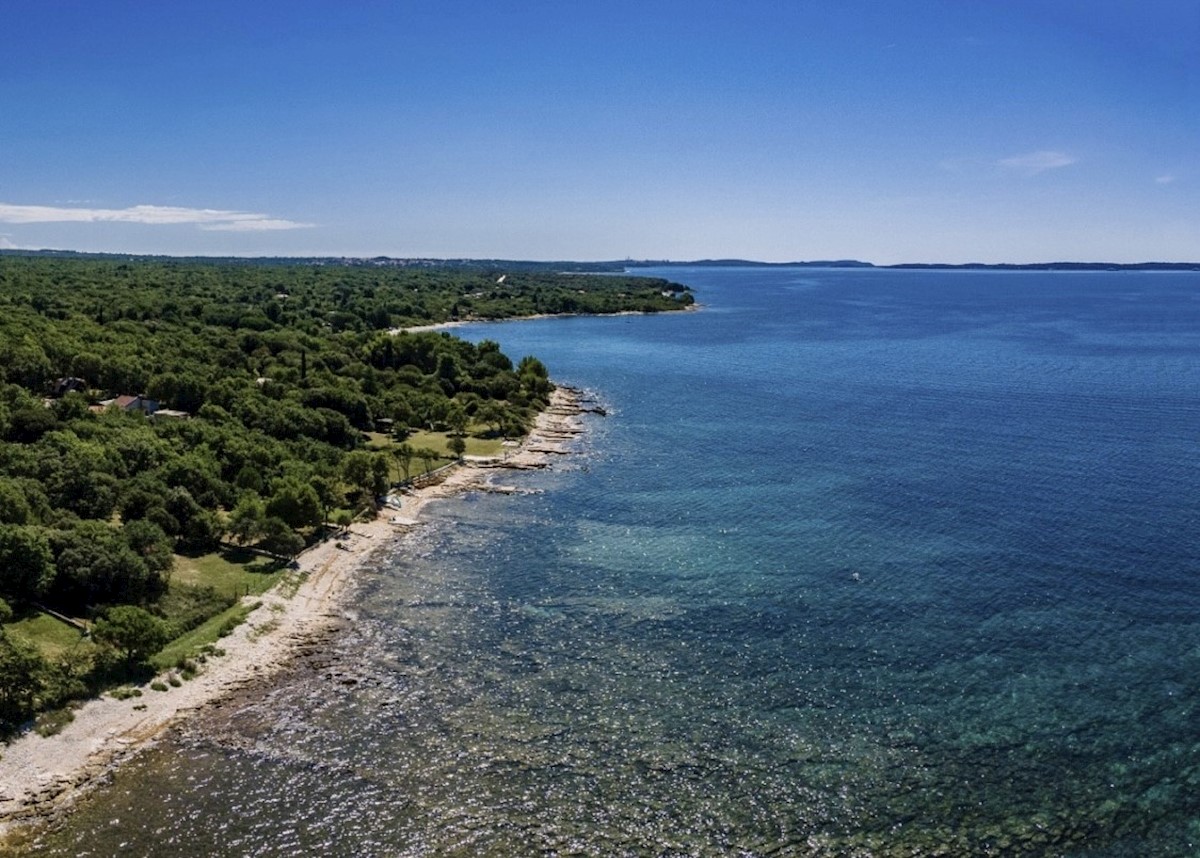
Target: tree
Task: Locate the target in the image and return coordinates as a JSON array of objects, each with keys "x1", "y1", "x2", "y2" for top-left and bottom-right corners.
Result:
[
  {"x1": 518, "y1": 355, "x2": 554, "y2": 400},
  {"x1": 371, "y1": 454, "x2": 391, "y2": 496},
  {"x1": 0, "y1": 632, "x2": 45, "y2": 733},
  {"x1": 392, "y1": 443, "x2": 415, "y2": 482},
  {"x1": 448, "y1": 435, "x2": 467, "y2": 459},
  {"x1": 475, "y1": 401, "x2": 505, "y2": 437},
  {"x1": 234, "y1": 464, "x2": 265, "y2": 494},
  {"x1": 51, "y1": 391, "x2": 92, "y2": 422},
  {"x1": 446, "y1": 401, "x2": 468, "y2": 436},
  {"x1": 162, "y1": 452, "x2": 227, "y2": 510},
  {"x1": 49, "y1": 520, "x2": 163, "y2": 609},
  {"x1": 122, "y1": 519, "x2": 175, "y2": 579},
  {"x1": 70, "y1": 351, "x2": 104, "y2": 385},
  {"x1": 258, "y1": 516, "x2": 305, "y2": 558},
  {"x1": 164, "y1": 487, "x2": 219, "y2": 550},
  {"x1": 226, "y1": 494, "x2": 266, "y2": 545},
  {"x1": 501, "y1": 414, "x2": 527, "y2": 439},
  {"x1": 1, "y1": 340, "x2": 53, "y2": 390},
  {"x1": 264, "y1": 478, "x2": 322, "y2": 530},
  {"x1": 310, "y1": 475, "x2": 339, "y2": 525},
  {"x1": 52, "y1": 468, "x2": 119, "y2": 521},
  {"x1": 92, "y1": 605, "x2": 170, "y2": 667},
  {"x1": 391, "y1": 395, "x2": 415, "y2": 431},
  {"x1": 5, "y1": 406, "x2": 58, "y2": 443},
  {"x1": 147, "y1": 371, "x2": 208, "y2": 413},
  {"x1": 416, "y1": 447, "x2": 439, "y2": 474},
  {"x1": 118, "y1": 475, "x2": 171, "y2": 523},
  {"x1": 0, "y1": 524, "x2": 54, "y2": 604},
  {"x1": 0, "y1": 478, "x2": 32, "y2": 525},
  {"x1": 341, "y1": 450, "x2": 388, "y2": 497}
]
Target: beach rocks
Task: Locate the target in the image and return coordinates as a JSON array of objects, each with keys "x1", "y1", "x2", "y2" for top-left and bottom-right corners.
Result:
[{"x1": 0, "y1": 385, "x2": 594, "y2": 844}]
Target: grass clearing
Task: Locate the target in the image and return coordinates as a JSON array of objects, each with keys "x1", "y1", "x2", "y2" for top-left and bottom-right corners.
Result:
[
  {"x1": 148, "y1": 548, "x2": 284, "y2": 667},
  {"x1": 369, "y1": 428, "x2": 506, "y2": 460},
  {"x1": 402, "y1": 429, "x2": 505, "y2": 459},
  {"x1": 2, "y1": 550, "x2": 284, "y2": 687},
  {"x1": 151, "y1": 601, "x2": 258, "y2": 670},
  {"x1": 4, "y1": 612, "x2": 96, "y2": 662},
  {"x1": 171, "y1": 548, "x2": 284, "y2": 600}
]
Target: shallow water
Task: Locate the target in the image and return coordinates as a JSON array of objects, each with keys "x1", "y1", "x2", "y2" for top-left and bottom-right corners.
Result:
[{"x1": 29, "y1": 268, "x2": 1200, "y2": 855}]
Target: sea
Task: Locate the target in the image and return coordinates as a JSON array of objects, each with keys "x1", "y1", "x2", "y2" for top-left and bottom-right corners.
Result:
[{"x1": 27, "y1": 267, "x2": 1200, "y2": 856}]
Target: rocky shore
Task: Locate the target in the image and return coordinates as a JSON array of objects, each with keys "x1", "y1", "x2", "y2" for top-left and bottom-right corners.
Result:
[{"x1": 0, "y1": 385, "x2": 592, "y2": 846}]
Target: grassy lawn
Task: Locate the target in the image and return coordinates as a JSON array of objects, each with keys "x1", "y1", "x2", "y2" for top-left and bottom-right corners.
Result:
[
  {"x1": 367, "y1": 428, "x2": 506, "y2": 460},
  {"x1": 1, "y1": 548, "x2": 285, "y2": 679},
  {"x1": 402, "y1": 429, "x2": 505, "y2": 459},
  {"x1": 171, "y1": 547, "x2": 284, "y2": 600},
  {"x1": 363, "y1": 430, "x2": 393, "y2": 449},
  {"x1": 4, "y1": 612, "x2": 98, "y2": 662},
  {"x1": 152, "y1": 601, "x2": 257, "y2": 670},
  {"x1": 148, "y1": 549, "x2": 286, "y2": 667}
]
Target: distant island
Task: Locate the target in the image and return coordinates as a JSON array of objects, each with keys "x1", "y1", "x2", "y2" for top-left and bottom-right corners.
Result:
[
  {"x1": 624, "y1": 258, "x2": 1200, "y2": 272},
  {"x1": 2, "y1": 248, "x2": 1197, "y2": 272}
]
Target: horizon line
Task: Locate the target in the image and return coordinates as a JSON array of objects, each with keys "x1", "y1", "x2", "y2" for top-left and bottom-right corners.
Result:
[{"x1": 1, "y1": 247, "x2": 1198, "y2": 270}]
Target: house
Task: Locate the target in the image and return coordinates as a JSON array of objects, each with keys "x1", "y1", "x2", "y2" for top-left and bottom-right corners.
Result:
[
  {"x1": 99, "y1": 394, "x2": 160, "y2": 415},
  {"x1": 52, "y1": 377, "x2": 88, "y2": 397}
]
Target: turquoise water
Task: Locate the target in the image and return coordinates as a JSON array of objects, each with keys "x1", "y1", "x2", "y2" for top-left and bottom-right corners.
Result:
[{"x1": 30, "y1": 268, "x2": 1200, "y2": 855}]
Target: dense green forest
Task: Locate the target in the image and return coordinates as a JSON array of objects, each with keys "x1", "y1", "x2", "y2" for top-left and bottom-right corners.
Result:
[{"x1": 0, "y1": 256, "x2": 692, "y2": 734}]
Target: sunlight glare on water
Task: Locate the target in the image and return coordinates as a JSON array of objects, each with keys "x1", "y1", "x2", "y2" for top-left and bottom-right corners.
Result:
[{"x1": 30, "y1": 269, "x2": 1200, "y2": 856}]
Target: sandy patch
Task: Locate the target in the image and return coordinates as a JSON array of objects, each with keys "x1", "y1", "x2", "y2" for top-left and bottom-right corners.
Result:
[{"x1": 393, "y1": 303, "x2": 697, "y2": 336}]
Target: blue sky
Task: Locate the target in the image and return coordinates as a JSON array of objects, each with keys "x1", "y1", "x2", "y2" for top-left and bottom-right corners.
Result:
[{"x1": 1, "y1": 1, "x2": 1196, "y2": 263}]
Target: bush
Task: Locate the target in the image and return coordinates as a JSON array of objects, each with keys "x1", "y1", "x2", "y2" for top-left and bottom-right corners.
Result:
[
  {"x1": 33, "y1": 707, "x2": 75, "y2": 737},
  {"x1": 92, "y1": 605, "x2": 171, "y2": 667},
  {"x1": 157, "y1": 585, "x2": 235, "y2": 637}
]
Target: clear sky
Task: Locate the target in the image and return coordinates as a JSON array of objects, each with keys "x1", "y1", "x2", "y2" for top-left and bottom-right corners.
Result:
[{"x1": 1, "y1": 0, "x2": 1196, "y2": 263}]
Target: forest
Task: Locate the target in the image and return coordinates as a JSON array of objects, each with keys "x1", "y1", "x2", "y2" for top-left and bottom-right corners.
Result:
[{"x1": 0, "y1": 256, "x2": 692, "y2": 734}]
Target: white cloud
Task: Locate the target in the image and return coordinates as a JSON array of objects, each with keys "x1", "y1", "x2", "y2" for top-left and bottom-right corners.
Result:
[
  {"x1": 1155, "y1": 174, "x2": 1177, "y2": 185},
  {"x1": 0, "y1": 202, "x2": 313, "y2": 231},
  {"x1": 997, "y1": 150, "x2": 1077, "y2": 176},
  {"x1": 200, "y1": 218, "x2": 314, "y2": 232},
  {"x1": 0, "y1": 234, "x2": 17, "y2": 249}
]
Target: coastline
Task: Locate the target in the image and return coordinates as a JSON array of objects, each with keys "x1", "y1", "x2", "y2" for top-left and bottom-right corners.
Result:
[
  {"x1": 0, "y1": 385, "x2": 590, "y2": 843},
  {"x1": 394, "y1": 305, "x2": 699, "y2": 335}
]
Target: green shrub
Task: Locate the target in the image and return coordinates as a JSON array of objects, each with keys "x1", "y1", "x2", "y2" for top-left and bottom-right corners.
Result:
[{"x1": 33, "y1": 707, "x2": 75, "y2": 737}]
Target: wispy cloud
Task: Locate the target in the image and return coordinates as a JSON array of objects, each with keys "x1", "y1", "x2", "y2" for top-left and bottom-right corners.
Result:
[
  {"x1": 0, "y1": 202, "x2": 313, "y2": 231},
  {"x1": 0, "y1": 234, "x2": 17, "y2": 249},
  {"x1": 1155, "y1": 174, "x2": 1177, "y2": 185},
  {"x1": 199, "y1": 218, "x2": 313, "y2": 232},
  {"x1": 997, "y1": 150, "x2": 1077, "y2": 176}
]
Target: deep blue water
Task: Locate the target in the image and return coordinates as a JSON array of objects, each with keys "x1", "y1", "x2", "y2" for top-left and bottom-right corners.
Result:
[{"x1": 32, "y1": 268, "x2": 1200, "y2": 856}]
